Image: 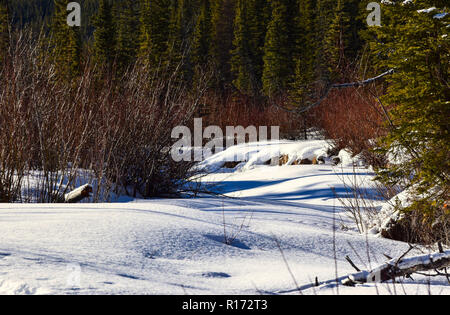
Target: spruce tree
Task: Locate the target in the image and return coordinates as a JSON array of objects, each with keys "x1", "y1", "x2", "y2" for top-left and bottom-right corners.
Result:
[
  {"x1": 371, "y1": 1, "x2": 449, "y2": 227},
  {"x1": 314, "y1": 0, "x2": 337, "y2": 84},
  {"x1": 323, "y1": 0, "x2": 364, "y2": 81},
  {"x1": 192, "y1": 0, "x2": 212, "y2": 69},
  {"x1": 209, "y1": 0, "x2": 236, "y2": 89},
  {"x1": 292, "y1": 0, "x2": 317, "y2": 103},
  {"x1": 230, "y1": 0, "x2": 254, "y2": 94},
  {"x1": 262, "y1": 0, "x2": 297, "y2": 97},
  {"x1": 114, "y1": 0, "x2": 140, "y2": 73},
  {"x1": 50, "y1": 0, "x2": 82, "y2": 80},
  {"x1": 250, "y1": 0, "x2": 271, "y2": 91},
  {"x1": 0, "y1": 0, "x2": 9, "y2": 65},
  {"x1": 324, "y1": 0, "x2": 349, "y2": 80},
  {"x1": 93, "y1": 0, "x2": 116, "y2": 70},
  {"x1": 165, "y1": 0, "x2": 198, "y2": 82},
  {"x1": 139, "y1": 0, "x2": 171, "y2": 66},
  {"x1": 231, "y1": 0, "x2": 269, "y2": 96}
]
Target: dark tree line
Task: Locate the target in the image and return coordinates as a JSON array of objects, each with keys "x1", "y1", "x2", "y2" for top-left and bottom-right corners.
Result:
[{"x1": 0, "y1": 0, "x2": 370, "y2": 97}]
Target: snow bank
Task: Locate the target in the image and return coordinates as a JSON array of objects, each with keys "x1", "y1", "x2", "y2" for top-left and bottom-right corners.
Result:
[
  {"x1": 197, "y1": 140, "x2": 332, "y2": 172},
  {"x1": 368, "y1": 188, "x2": 414, "y2": 235},
  {"x1": 338, "y1": 149, "x2": 365, "y2": 167}
]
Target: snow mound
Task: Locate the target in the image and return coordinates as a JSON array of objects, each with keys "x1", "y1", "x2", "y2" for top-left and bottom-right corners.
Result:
[
  {"x1": 197, "y1": 140, "x2": 332, "y2": 172},
  {"x1": 368, "y1": 188, "x2": 414, "y2": 235}
]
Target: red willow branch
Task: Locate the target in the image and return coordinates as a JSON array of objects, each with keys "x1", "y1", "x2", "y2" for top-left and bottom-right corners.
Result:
[{"x1": 275, "y1": 69, "x2": 395, "y2": 115}]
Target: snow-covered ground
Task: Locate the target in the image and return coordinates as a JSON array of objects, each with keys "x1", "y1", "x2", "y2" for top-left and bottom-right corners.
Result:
[{"x1": 0, "y1": 141, "x2": 449, "y2": 295}]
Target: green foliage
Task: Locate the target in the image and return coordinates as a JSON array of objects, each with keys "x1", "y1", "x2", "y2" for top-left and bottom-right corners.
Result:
[
  {"x1": 209, "y1": 0, "x2": 236, "y2": 89},
  {"x1": 192, "y1": 0, "x2": 212, "y2": 67},
  {"x1": 139, "y1": 0, "x2": 171, "y2": 66},
  {"x1": 325, "y1": 0, "x2": 364, "y2": 80},
  {"x1": 93, "y1": 0, "x2": 115, "y2": 68},
  {"x1": 8, "y1": 0, "x2": 98, "y2": 38},
  {"x1": 114, "y1": 0, "x2": 140, "y2": 73},
  {"x1": 262, "y1": 0, "x2": 297, "y2": 97},
  {"x1": 231, "y1": 0, "x2": 269, "y2": 96},
  {"x1": 371, "y1": 1, "x2": 449, "y2": 211},
  {"x1": 49, "y1": 0, "x2": 82, "y2": 80},
  {"x1": 8, "y1": 0, "x2": 370, "y2": 95},
  {"x1": 292, "y1": 0, "x2": 317, "y2": 99},
  {"x1": 324, "y1": 0, "x2": 349, "y2": 80},
  {"x1": 165, "y1": 0, "x2": 199, "y2": 83}
]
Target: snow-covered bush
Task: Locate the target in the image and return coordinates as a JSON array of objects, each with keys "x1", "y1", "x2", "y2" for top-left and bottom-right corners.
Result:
[{"x1": 371, "y1": 187, "x2": 450, "y2": 245}]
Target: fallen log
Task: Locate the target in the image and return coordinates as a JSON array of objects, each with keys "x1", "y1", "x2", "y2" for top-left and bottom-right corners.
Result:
[
  {"x1": 277, "y1": 250, "x2": 450, "y2": 294},
  {"x1": 343, "y1": 250, "x2": 450, "y2": 286},
  {"x1": 62, "y1": 184, "x2": 93, "y2": 203}
]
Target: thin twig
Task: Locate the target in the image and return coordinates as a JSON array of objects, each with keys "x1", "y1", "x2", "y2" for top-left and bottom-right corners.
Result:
[{"x1": 274, "y1": 236, "x2": 303, "y2": 295}]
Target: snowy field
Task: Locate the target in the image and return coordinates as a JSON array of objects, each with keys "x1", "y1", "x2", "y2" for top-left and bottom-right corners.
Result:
[{"x1": 0, "y1": 141, "x2": 449, "y2": 295}]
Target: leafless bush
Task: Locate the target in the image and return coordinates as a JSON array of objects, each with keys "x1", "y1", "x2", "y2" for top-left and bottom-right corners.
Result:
[
  {"x1": 314, "y1": 88, "x2": 388, "y2": 167},
  {"x1": 0, "y1": 30, "x2": 207, "y2": 202},
  {"x1": 336, "y1": 165, "x2": 449, "y2": 244},
  {"x1": 334, "y1": 165, "x2": 401, "y2": 233},
  {"x1": 95, "y1": 63, "x2": 206, "y2": 198},
  {"x1": 200, "y1": 91, "x2": 304, "y2": 140}
]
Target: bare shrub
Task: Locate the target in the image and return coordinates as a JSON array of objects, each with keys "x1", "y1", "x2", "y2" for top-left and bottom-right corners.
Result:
[
  {"x1": 0, "y1": 31, "x2": 98, "y2": 202},
  {"x1": 334, "y1": 165, "x2": 402, "y2": 233},
  {"x1": 0, "y1": 30, "x2": 207, "y2": 202},
  {"x1": 313, "y1": 88, "x2": 387, "y2": 167},
  {"x1": 201, "y1": 91, "x2": 304, "y2": 140},
  {"x1": 95, "y1": 63, "x2": 206, "y2": 198}
]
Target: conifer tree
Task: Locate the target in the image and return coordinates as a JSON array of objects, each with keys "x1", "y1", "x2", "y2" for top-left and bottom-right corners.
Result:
[
  {"x1": 371, "y1": 1, "x2": 449, "y2": 223},
  {"x1": 324, "y1": 0, "x2": 348, "y2": 80},
  {"x1": 114, "y1": 0, "x2": 140, "y2": 73},
  {"x1": 165, "y1": 0, "x2": 198, "y2": 82},
  {"x1": 313, "y1": 0, "x2": 337, "y2": 84},
  {"x1": 139, "y1": 0, "x2": 171, "y2": 66},
  {"x1": 323, "y1": 0, "x2": 364, "y2": 81},
  {"x1": 209, "y1": 0, "x2": 236, "y2": 89},
  {"x1": 230, "y1": 0, "x2": 254, "y2": 94},
  {"x1": 262, "y1": 0, "x2": 297, "y2": 97},
  {"x1": 192, "y1": 0, "x2": 212, "y2": 69},
  {"x1": 50, "y1": 0, "x2": 82, "y2": 80},
  {"x1": 249, "y1": 0, "x2": 271, "y2": 94},
  {"x1": 231, "y1": 0, "x2": 269, "y2": 96},
  {"x1": 0, "y1": 0, "x2": 9, "y2": 65},
  {"x1": 292, "y1": 0, "x2": 317, "y2": 102},
  {"x1": 93, "y1": 0, "x2": 116, "y2": 70}
]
